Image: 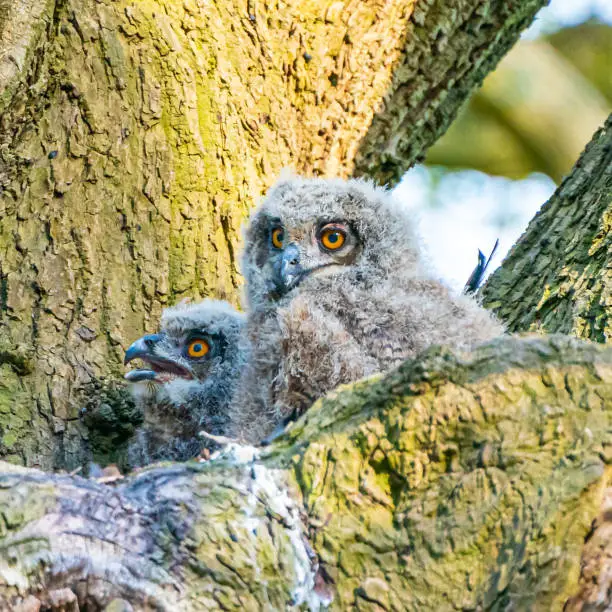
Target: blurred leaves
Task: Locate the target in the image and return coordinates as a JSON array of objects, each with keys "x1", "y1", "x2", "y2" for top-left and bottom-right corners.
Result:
[
  {"x1": 426, "y1": 22, "x2": 611, "y2": 182},
  {"x1": 550, "y1": 22, "x2": 612, "y2": 100}
]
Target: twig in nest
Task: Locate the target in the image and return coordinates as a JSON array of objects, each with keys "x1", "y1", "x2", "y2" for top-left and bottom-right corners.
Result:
[
  {"x1": 199, "y1": 430, "x2": 238, "y2": 446},
  {"x1": 95, "y1": 464, "x2": 124, "y2": 484}
]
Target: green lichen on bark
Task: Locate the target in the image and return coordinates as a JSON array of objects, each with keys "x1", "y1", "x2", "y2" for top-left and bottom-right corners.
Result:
[
  {"x1": 79, "y1": 378, "x2": 142, "y2": 469},
  {"x1": 0, "y1": 365, "x2": 32, "y2": 465},
  {"x1": 0, "y1": 336, "x2": 610, "y2": 610},
  {"x1": 276, "y1": 335, "x2": 612, "y2": 610},
  {"x1": 0, "y1": 0, "x2": 266, "y2": 469},
  {"x1": 482, "y1": 114, "x2": 612, "y2": 341}
]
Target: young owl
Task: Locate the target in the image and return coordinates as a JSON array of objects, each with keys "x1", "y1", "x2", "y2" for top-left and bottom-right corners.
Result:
[
  {"x1": 231, "y1": 175, "x2": 504, "y2": 443},
  {"x1": 124, "y1": 299, "x2": 247, "y2": 466}
]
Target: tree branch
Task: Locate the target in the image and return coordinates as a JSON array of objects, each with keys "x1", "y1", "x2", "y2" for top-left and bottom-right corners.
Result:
[
  {"x1": 482, "y1": 114, "x2": 612, "y2": 341},
  {"x1": 1, "y1": 336, "x2": 611, "y2": 610},
  {"x1": 0, "y1": 0, "x2": 54, "y2": 113},
  {"x1": 352, "y1": 0, "x2": 547, "y2": 184}
]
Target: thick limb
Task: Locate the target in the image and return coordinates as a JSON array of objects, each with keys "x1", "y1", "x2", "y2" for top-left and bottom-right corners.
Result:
[{"x1": 1, "y1": 336, "x2": 611, "y2": 610}]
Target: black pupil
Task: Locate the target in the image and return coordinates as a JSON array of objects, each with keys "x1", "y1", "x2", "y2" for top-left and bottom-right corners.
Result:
[
  {"x1": 193, "y1": 343, "x2": 202, "y2": 352},
  {"x1": 275, "y1": 229, "x2": 283, "y2": 243},
  {"x1": 328, "y1": 232, "x2": 339, "y2": 243}
]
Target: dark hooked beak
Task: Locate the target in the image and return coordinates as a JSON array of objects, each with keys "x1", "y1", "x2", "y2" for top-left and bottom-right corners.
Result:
[
  {"x1": 274, "y1": 243, "x2": 304, "y2": 294},
  {"x1": 124, "y1": 333, "x2": 192, "y2": 383},
  {"x1": 124, "y1": 333, "x2": 164, "y2": 365}
]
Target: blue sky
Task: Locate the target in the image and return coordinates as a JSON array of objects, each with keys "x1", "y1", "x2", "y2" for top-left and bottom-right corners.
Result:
[
  {"x1": 525, "y1": 0, "x2": 612, "y2": 37},
  {"x1": 393, "y1": 0, "x2": 611, "y2": 292}
]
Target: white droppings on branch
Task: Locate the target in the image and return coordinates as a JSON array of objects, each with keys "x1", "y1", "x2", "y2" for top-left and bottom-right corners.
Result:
[
  {"x1": 209, "y1": 442, "x2": 260, "y2": 464},
  {"x1": 0, "y1": 564, "x2": 28, "y2": 591},
  {"x1": 209, "y1": 443, "x2": 327, "y2": 609},
  {"x1": 249, "y1": 463, "x2": 325, "y2": 610}
]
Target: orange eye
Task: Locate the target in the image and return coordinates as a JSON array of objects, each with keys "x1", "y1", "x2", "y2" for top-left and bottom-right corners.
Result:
[
  {"x1": 319, "y1": 226, "x2": 346, "y2": 251},
  {"x1": 187, "y1": 338, "x2": 210, "y2": 358},
  {"x1": 271, "y1": 227, "x2": 284, "y2": 249}
]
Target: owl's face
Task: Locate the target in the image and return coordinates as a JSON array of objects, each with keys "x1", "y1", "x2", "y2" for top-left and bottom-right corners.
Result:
[
  {"x1": 124, "y1": 328, "x2": 222, "y2": 385},
  {"x1": 260, "y1": 216, "x2": 361, "y2": 298},
  {"x1": 124, "y1": 299, "x2": 245, "y2": 404},
  {"x1": 242, "y1": 176, "x2": 420, "y2": 306}
]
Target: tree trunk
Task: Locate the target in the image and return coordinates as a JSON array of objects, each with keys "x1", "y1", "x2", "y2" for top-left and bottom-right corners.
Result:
[
  {"x1": 481, "y1": 114, "x2": 611, "y2": 341},
  {"x1": 2, "y1": 4, "x2": 612, "y2": 609},
  {"x1": 0, "y1": 0, "x2": 546, "y2": 471},
  {"x1": 0, "y1": 335, "x2": 610, "y2": 611},
  {"x1": 1, "y1": 96, "x2": 610, "y2": 612},
  {"x1": 479, "y1": 116, "x2": 612, "y2": 612}
]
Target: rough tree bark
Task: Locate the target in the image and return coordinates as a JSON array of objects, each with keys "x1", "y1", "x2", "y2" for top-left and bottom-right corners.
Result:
[
  {"x1": 0, "y1": 105, "x2": 610, "y2": 611},
  {"x1": 482, "y1": 114, "x2": 611, "y2": 342},
  {"x1": 5, "y1": 1, "x2": 612, "y2": 611},
  {"x1": 0, "y1": 0, "x2": 546, "y2": 470},
  {"x1": 0, "y1": 335, "x2": 611, "y2": 611},
  {"x1": 476, "y1": 115, "x2": 612, "y2": 612}
]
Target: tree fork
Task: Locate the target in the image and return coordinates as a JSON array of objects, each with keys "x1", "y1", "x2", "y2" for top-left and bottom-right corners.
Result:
[
  {"x1": 352, "y1": 0, "x2": 549, "y2": 184},
  {"x1": 0, "y1": 0, "x2": 547, "y2": 470},
  {"x1": 0, "y1": 335, "x2": 611, "y2": 611}
]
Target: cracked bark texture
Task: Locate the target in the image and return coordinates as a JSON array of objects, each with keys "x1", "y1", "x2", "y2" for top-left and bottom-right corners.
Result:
[
  {"x1": 479, "y1": 115, "x2": 612, "y2": 612},
  {"x1": 0, "y1": 0, "x2": 546, "y2": 471},
  {"x1": 0, "y1": 335, "x2": 611, "y2": 611},
  {"x1": 352, "y1": 0, "x2": 548, "y2": 184},
  {"x1": 482, "y1": 114, "x2": 611, "y2": 342}
]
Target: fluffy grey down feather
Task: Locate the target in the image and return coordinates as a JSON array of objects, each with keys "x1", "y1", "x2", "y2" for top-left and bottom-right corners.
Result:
[{"x1": 231, "y1": 174, "x2": 505, "y2": 443}]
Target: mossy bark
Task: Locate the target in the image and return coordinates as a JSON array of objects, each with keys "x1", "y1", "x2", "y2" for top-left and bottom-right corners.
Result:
[
  {"x1": 352, "y1": 0, "x2": 548, "y2": 184},
  {"x1": 1, "y1": 3, "x2": 610, "y2": 610},
  {"x1": 477, "y1": 120, "x2": 612, "y2": 610},
  {"x1": 482, "y1": 114, "x2": 612, "y2": 342},
  {"x1": 0, "y1": 0, "x2": 547, "y2": 470},
  {"x1": 0, "y1": 336, "x2": 611, "y2": 611}
]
